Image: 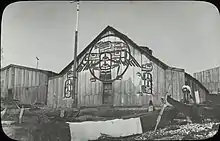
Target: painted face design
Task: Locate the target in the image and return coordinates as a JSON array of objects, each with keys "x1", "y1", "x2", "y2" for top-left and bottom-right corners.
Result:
[
  {"x1": 76, "y1": 34, "x2": 142, "y2": 83},
  {"x1": 88, "y1": 36, "x2": 131, "y2": 82}
]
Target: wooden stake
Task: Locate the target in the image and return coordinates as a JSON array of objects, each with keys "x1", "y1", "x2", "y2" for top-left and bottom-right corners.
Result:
[
  {"x1": 154, "y1": 103, "x2": 167, "y2": 132},
  {"x1": 19, "y1": 106, "x2": 25, "y2": 124},
  {"x1": 1, "y1": 108, "x2": 7, "y2": 119},
  {"x1": 154, "y1": 84, "x2": 171, "y2": 132}
]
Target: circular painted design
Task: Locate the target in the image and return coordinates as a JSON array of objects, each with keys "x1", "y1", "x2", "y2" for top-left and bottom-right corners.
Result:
[{"x1": 88, "y1": 35, "x2": 131, "y2": 82}]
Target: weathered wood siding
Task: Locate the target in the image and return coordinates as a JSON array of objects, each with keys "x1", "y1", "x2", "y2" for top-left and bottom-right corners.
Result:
[
  {"x1": 193, "y1": 66, "x2": 220, "y2": 94},
  {"x1": 47, "y1": 48, "x2": 186, "y2": 108},
  {"x1": 47, "y1": 74, "x2": 74, "y2": 108},
  {"x1": 110, "y1": 44, "x2": 167, "y2": 107},
  {"x1": 1, "y1": 68, "x2": 9, "y2": 98},
  {"x1": 165, "y1": 68, "x2": 185, "y2": 103},
  {"x1": 185, "y1": 73, "x2": 208, "y2": 104},
  {"x1": 1, "y1": 65, "x2": 50, "y2": 104}
]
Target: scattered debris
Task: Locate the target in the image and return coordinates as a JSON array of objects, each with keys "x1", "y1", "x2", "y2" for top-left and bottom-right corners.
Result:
[
  {"x1": 1, "y1": 102, "x2": 220, "y2": 141},
  {"x1": 133, "y1": 121, "x2": 219, "y2": 140},
  {"x1": 1, "y1": 120, "x2": 16, "y2": 126}
]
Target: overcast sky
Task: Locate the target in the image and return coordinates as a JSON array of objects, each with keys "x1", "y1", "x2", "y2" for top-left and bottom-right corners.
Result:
[{"x1": 1, "y1": 1, "x2": 220, "y2": 75}]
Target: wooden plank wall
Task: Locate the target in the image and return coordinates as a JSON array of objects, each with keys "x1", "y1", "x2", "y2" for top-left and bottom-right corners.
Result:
[
  {"x1": 1, "y1": 66, "x2": 49, "y2": 104},
  {"x1": 77, "y1": 70, "x2": 103, "y2": 107},
  {"x1": 47, "y1": 33, "x2": 189, "y2": 108},
  {"x1": 48, "y1": 63, "x2": 186, "y2": 109},
  {"x1": 47, "y1": 74, "x2": 75, "y2": 108},
  {"x1": 193, "y1": 66, "x2": 220, "y2": 94},
  {"x1": 165, "y1": 68, "x2": 185, "y2": 103},
  {"x1": 111, "y1": 44, "x2": 166, "y2": 107},
  {"x1": 47, "y1": 46, "x2": 188, "y2": 108},
  {"x1": 0, "y1": 68, "x2": 9, "y2": 97}
]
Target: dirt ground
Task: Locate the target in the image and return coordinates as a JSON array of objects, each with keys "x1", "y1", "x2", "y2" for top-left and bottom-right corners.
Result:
[
  {"x1": 134, "y1": 121, "x2": 219, "y2": 140},
  {"x1": 1, "y1": 108, "x2": 220, "y2": 141},
  {"x1": 92, "y1": 120, "x2": 219, "y2": 141}
]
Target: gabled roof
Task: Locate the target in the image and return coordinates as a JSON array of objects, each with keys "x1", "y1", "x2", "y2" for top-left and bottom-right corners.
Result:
[
  {"x1": 1, "y1": 64, "x2": 58, "y2": 77},
  {"x1": 59, "y1": 25, "x2": 170, "y2": 75},
  {"x1": 139, "y1": 46, "x2": 152, "y2": 55}
]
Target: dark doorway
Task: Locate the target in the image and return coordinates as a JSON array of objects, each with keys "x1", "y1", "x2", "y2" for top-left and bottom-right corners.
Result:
[
  {"x1": 8, "y1": 88, "x2": 13, "y2": 99},
  {"x1": 102, "y1": 82, "x2": 113, "y2": 105},
  {"x1": 100, "y1": 71, "x2": 113, "y2": 105}
]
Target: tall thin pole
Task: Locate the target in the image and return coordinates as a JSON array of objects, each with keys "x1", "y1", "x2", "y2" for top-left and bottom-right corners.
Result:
[
  {"x1": 1, "y1": 47, "x2": 4, "y2": 67},
  {"x1": 36, "y1": 57, "x2": 39, "y2": 69},
  {"x1": 72, "y1": 0, "x2": 79, "y2": 106}
]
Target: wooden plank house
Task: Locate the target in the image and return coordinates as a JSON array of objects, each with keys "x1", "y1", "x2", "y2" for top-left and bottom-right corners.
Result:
[
  {"x1": 194, "y1": 66, "x2": 220, "y2": 94},
  {"x1": 185, "y1": 73, "x2": 209, "y2": 104},
  {"x1": 0, "y1": 64, "x2": 57, "y2": 105},
  {"x1": 193, "y1": 66, "x2": 220, "y2": 104},
  {"x1": 47, "y1": 26, "x2": 208, "y2": 108}
]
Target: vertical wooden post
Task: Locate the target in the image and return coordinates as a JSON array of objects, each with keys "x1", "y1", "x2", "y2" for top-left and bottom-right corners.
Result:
[
  {"x1": 72, "y1": 0, "x2": 80, "y2": 108},
  {"x1": 154, "y1": 84, "x2": 171, "y2": 132},
  {"x1": 19, "y1": 106, "x2": 24, "y2": 124},
  {"x1": 36, "y1": 57, "x2": 39, "y2": 69}
]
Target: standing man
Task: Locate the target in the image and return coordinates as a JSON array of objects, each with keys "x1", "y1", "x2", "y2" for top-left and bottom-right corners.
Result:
[
  {"x1": 181, "y1": 85, "x2": 197, "y2": 123},
  {"x1": 182, "y1": 85, "x2": 192, "y2": 123},
  {"x1": 182, "y1": 85, "x2": 195, "y2": 104}
]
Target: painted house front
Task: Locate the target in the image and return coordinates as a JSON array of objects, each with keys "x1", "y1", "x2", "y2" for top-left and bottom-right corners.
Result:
[
  {"x1": 47, "y1": 26, "x2": 207, "y2": 108},
  {"x1": 0, "y1": 64, "x2": 57, "y2": 104}
]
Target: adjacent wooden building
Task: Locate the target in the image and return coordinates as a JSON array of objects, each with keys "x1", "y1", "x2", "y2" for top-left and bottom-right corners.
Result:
[
  {"x1": 185, "y1": 73, "x2": 209, "y2": 104},
  {"x1": 47, "y1": 26, "x2": 208, "y2": 108},
  {"x1": 193, "y1": 66, "x2": 220, "y2": 94},
  {"x1": 0, "y1": 64, "x2": 57, "y2": 105}
]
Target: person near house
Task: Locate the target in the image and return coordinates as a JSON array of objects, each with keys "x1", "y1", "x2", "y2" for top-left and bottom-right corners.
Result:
[
  {"x1": 182, "y1": 85, "x2": 191, "y2": 123},
  {"x1": 189, "y1": 94, "x2": 195, "y2": 104},
  {"x1": 182, "y1": 85, "x2": 195, "y2": 104},
  {"x1": 181, "y1": 85, "x2": 199, "y2": 123},
  {"x1": 148, "y1": 100, "x2": 155, "y2": 112}
]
